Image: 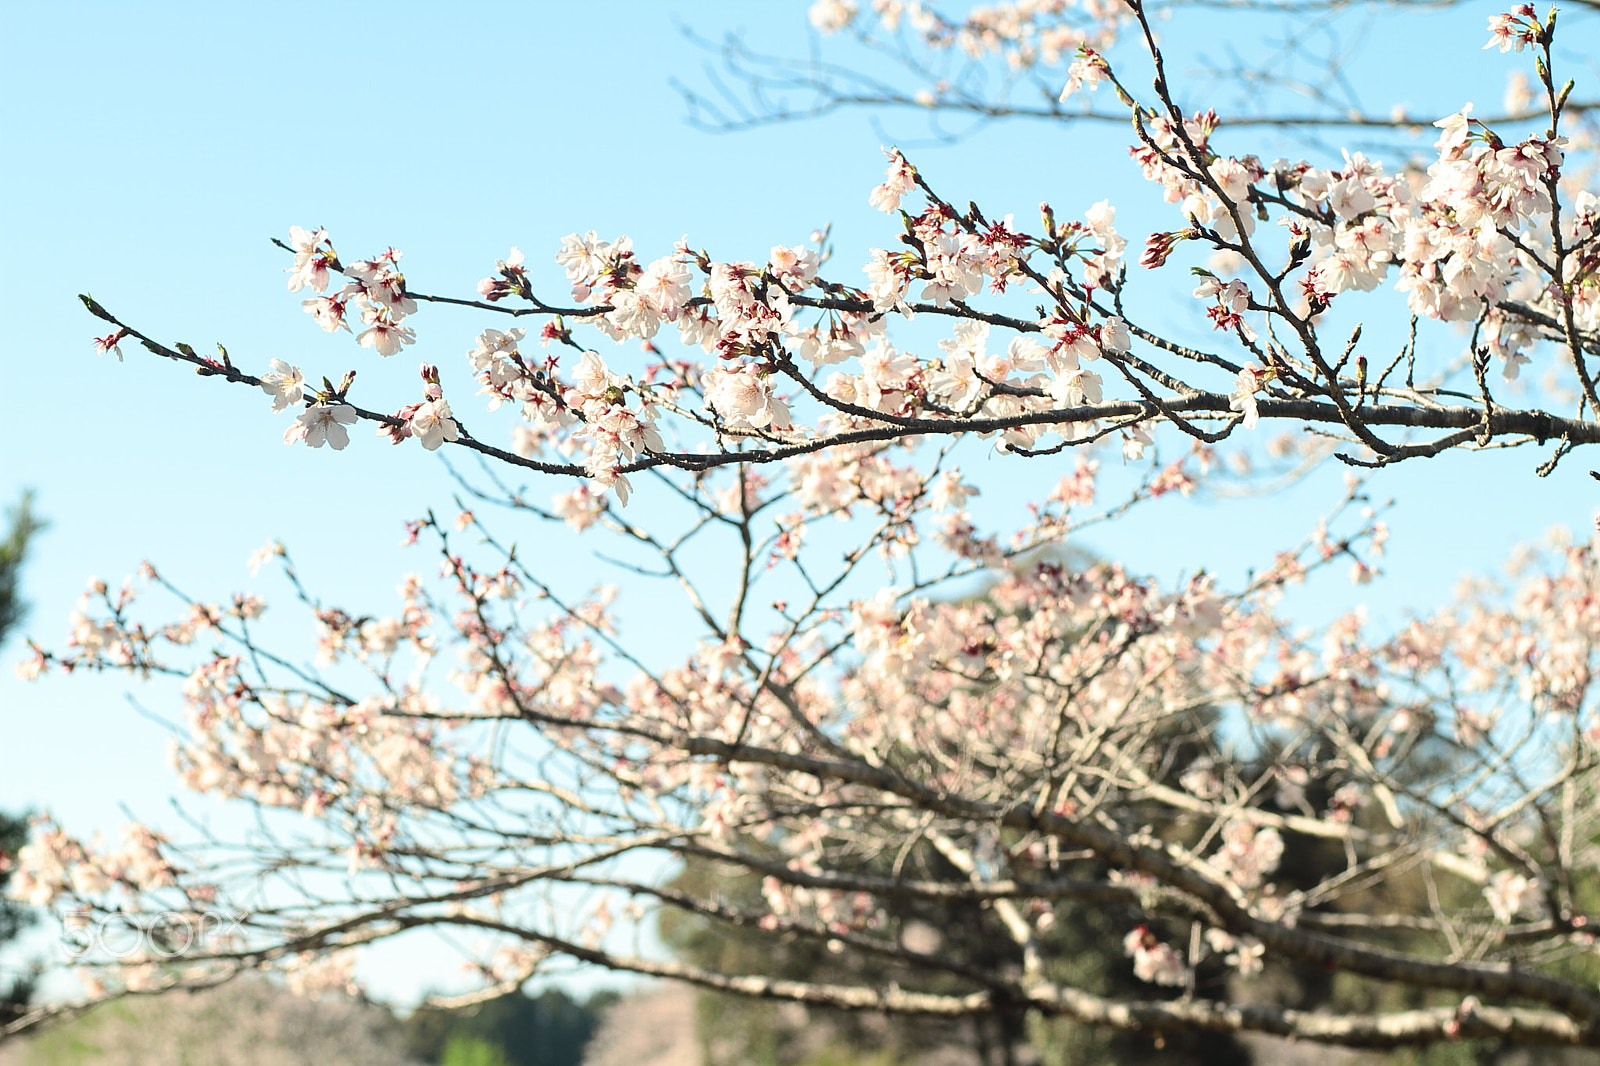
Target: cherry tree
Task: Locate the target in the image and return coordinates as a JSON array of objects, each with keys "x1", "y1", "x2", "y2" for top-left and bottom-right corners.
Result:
[{"x1": 8, "y1": 0, "x2": 1600, "y2": 1056}]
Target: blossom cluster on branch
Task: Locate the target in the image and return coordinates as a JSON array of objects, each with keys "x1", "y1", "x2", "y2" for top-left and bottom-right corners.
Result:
[
  {"x1": 10, "y1": 455, "x2": 1600, "y2": 1049},
  {"x1": 83, "y1": 3, "x2": 1600, "y2": 500}
]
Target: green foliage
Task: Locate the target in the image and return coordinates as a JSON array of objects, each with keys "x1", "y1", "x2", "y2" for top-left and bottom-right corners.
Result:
[
  {"x1": 0, "y1": 1002, "x2": 115, "y2": 1066},
  {"x1": 802, "y1": 1046, "x2": 906, "y2": 1066},
  {"x1": 0, "y1": 808, "x2": 36, "y2": 1027},
  {"x1": 0, "y1": 490, "x2": 43, "y2": 650},
  {"x1": 440, "y1": 1035, "x2": 514, "y2": 1066},
  {"x1": 0, "y1": 812, "x2": 34, "y2": 950},
  {"x1": 401, "y1": 987, "x2": 614, "y2": 1066},
  {"x1": 1, "y1": 491, "x2": 42, "y2": 1026}
]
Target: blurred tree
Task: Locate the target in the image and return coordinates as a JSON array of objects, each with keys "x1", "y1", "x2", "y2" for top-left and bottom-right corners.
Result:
[
  {"x1": 0, "y1": 492, "x2": 43, "y2": 1028},
  {"x1": 401, "y1": 987, "x2": 617, "y2": 1066},
  {"x1": 0, "y1": 492, "x2": 42, "y2": 649},
  {"x1": 0, "y1": 979, "x2": 419, "y2": 1065},
  {"x1": 0, "y1": 815, "x2": 33, "y2": 1030},
  {"x1": 440, "y1": 1035, "x2": 514, "y2": 1066}
]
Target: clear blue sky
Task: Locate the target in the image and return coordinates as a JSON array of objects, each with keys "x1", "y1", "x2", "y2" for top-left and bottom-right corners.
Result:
[{"x1": 2, "y1": 0, "x2": 1596, "y2": 1004}]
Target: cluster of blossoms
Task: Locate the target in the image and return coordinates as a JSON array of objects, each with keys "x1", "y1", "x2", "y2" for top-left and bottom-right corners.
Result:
[
  {"x1": 68, "y1": 4, "x2": 1596, "y2": 528},
  {"x1": 1484, "y1": 868, "x2": 1546, "y2": 924},
  {"x1": 809, "y1": 0, "x2": 1126, "y2": 75},
  {"x1": 1484, "y1": 3, "x2": 1543, "y2": 52},
  {"x1": 1123, "y1": 925, "x2": 1186, "y2": 986},
  {"x1": 1137, "y1": 98, "x2": 1582, "y2": 381},
  {"x1": 1210, "y1": 818, "x2": 1285, "y2": 891},
  {"x1": 181, "y1": 18, "x2": 1584, "y2": 502},
  {"x1": 1140, "y1": 93, "x2": 1574, "y2": 421},
  {"x1": 380, "y1": 364, "x2": 460, "y2": 451},
  {"x1": 1093, "y1": 4, "x2": 1590, "y2": 397},
  {"x1": 1057, "y1": 44, "x2": 1109, "y2": 100},
  {"x1": 278, "y1": 229, "x2": 468, "y2": 453},
  {"x1": 6, "y1": 822, "x2": 177, "y2": 909},
  {"x1": 174, "y1": 657, "x2": 471, "y2": 833},
  {"x1": 289, "y1": 227, "x2": 417, "y2": 357},
  {"x1": 289, "y1": 225, "x2": 412, "y2": 355},
  {"x1": 447, "y1": 143, "x2": 1142, "y2": 488},
  {"x1": 557, "y1": 351, "x2": 665, "y2": 502},
  {"x1": 14, "y1": 427, "x2": 1599, "y2": 1040},
  {"x1": 545, "y1": 233, "x2": 700, "y2": 345}
]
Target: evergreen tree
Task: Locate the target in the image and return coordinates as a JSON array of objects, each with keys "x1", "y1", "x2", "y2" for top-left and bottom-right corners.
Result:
[
  {"x1": 0, "y1": 491, "x2": 44, "y2": 1026},
  {"x1": 0, "y1": 491, "x2": 41, "y2": 650},
  {"x1": 400, "y1": 987, "x2": 617, "y2": 1066}
]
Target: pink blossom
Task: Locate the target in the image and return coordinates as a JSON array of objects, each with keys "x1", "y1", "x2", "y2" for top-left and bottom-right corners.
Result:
[
  {"x1": 93, "y1": 329, "x2": 128, "y2": 361},
  {"x1": 356, "y1": 304, "x2": 417, "y2": 357},
  {"x1": 569, "y1": 351, "x2": 618, "y2": 401},
  {"x1": 556, "y1": 231, "x2": 629, "y2": 289},
  {"x1": 1230, "y1": 363, "x2": 1266, "y2": 429},
  {"x1": 247, "y1": 541, "x2": 285, "y2": 576},
  {"x1": 707, "y1": 366, "x2": 791, "y2": 431},
  {"x1": 636, "y1": 256, "x2": 692, "y2": 317},
  {"x1": 1206, "y1": 929, "x2": 1265, "y2": 975},
  {"x1": 302, "y1": 292, "x2": 353, "y2": 333},
  {"x1": 406, "y1": 398, "x2": 460, "y2": 451},
  {"x1": 285, "y1": 225, "x2": 333, "y2": 294},
  {"x1": 1484, "y1": 5, "x2": 1539, "y2": 52},
  {"x1": 478, "y1": 247, "x2": 527, "y2": 302},
  {"x1": 259, "y1": 359, "x2": 304, "y2": 413},
  {"x1": 1484, "y1": 869, "x2": 1544, "y2": 923},
  {"x1": 1098, "y1": 316, "x2": 1130, "y2": 354},
  {"x1": 552, "y1": 485, "x2": 607, "y2": 532},
  {"x1": 1059, "y1": 47, "x2": 1109, "y2": 100},
  {"x1": 863, "y1": 248, "x2": 913, "y2": 311},
  {"x1": 869, "y1": 149, "x2": 916, "y2": 213},
  {"x1": 346, "y1": 256, "x2": 416, "y2": 317},
  {"x1": 1120, "y1": 421, "x2": 1154, "y2": 460},
  {"x1": 808, "y1": 0, "x2": 857, "y2": 33},
  {"x1": 1123, "y1": 927, "x2": 1187, "y2": 986},
  {"x1": 1434, "y1": 105, "x2": 1475, "y2": 155},
  {"x1": 768, "y1": 245, "x2": 820, "y2": 290},
  {"x1": 1213, "y1": 819, "x2": 1284, "y2": 889},
  {"x1": 284, "y1": 403, "x2": 357, "y2": 450}
]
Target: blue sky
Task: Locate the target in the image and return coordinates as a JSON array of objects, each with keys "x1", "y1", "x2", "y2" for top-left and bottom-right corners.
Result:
[{"x1": 3, "y1": 0, "x2": 1598, "y2": 1005}]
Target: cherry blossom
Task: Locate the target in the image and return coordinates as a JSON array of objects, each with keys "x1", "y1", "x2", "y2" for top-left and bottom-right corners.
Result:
[
  {"x1": 355, "y1": 302, "x2": 416, "y2": 357},
  {"x1": 868, "y1": 148, "x2": 916, "y2": 213},
  {"x1": 1229, "y1": 363, "x2": 1268, "y2": 429},
  {"x1": 93, "y1": 329, "x2": 127, "y2": 361},
  {"x1": 1484, "y1": 869, "x2": 1546, "y2": 924},
  {"x1": 808, "y1": 0, "x2": 857, "y2": 34},
  {"x1": 284, "y1": 403, "x2": 357, "y2": 450},
  {"x1": 1484, "y1": 4, "x2": 1540, "y2": 51},
  {"x1": 478, "y1": 247, "x2": 527, "y2": 302},
  {"x1": 1124, "y1": 927, "x2": 1186, "y2": 986},
  {"x1": 258, "y1": 359, "x2": 304, "y2": 413},
  {"x1": 406, "y1": 398, "x2": 460, "y2": 451},
  {"x1": 285, "y1": 226, "x2": 334, "y2": 294},
  {"x1": 706, "y1": 364, "x2": 792, "y2": 431},
  {"x1": 301, "y1": 292, "x2": 353, "y2": 333},
  {"x1": 1059, "y1": 46, "x2": 1109, "y2": 100}
]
